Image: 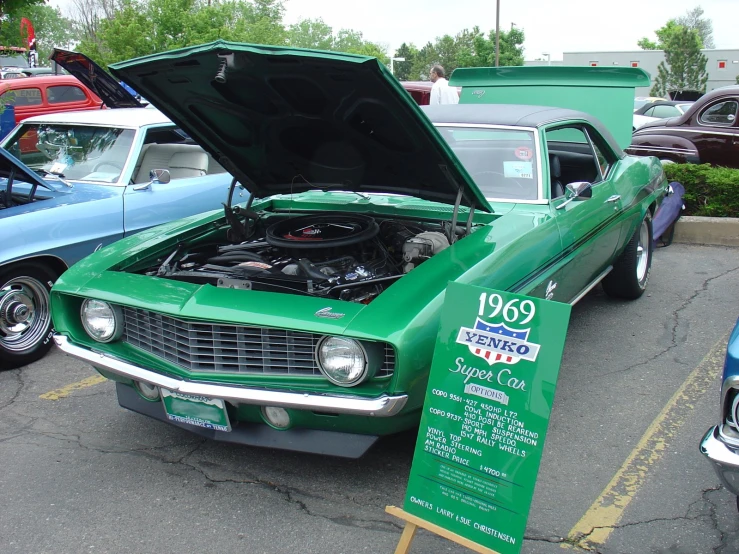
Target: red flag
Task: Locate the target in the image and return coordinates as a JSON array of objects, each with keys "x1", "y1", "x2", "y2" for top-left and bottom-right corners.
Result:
[{"x1": 20, "y1": 18, "x2": 35, "y2": 50}]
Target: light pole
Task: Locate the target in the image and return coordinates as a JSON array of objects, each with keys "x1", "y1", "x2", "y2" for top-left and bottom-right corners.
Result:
[
  {"x1": 390, "y1": 57, "x2": 406, "y2": 76},
  {"x1": 542, "y1": 52, "x2": 551, "y2": 66},
  {"x1": 495, "y1": 0, "x2": 500, "y2": 67}
]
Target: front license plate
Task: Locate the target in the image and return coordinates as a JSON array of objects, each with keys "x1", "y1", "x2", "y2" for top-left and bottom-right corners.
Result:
[{"x1": 160, "y1": 389, "x2": 231, "y2": 432}]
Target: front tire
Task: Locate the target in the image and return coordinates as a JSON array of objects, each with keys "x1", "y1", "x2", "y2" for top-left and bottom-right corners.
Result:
[
  {"x1": 602, "y1": 212, "x2": 653, "y2": 300},
  {"x1": 0, "y1": 263, "x2": 57, "y2": 370}
]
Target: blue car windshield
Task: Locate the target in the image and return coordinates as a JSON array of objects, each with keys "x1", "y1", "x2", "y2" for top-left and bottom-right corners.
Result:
[
  {"x1": 4, "y1": 124, "x2": 135, "y2": 183},
  {"x1": 435, "y1": 126, "x2": 539, "y2": 200}
]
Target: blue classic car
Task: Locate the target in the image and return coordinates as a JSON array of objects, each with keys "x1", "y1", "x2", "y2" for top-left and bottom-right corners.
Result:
[
  {"x1": 700, "y1": 319, "x2": 739, "y2": 508},
  {"x1": 0, "y1": 91, "x2": 235, "y2": 369}
]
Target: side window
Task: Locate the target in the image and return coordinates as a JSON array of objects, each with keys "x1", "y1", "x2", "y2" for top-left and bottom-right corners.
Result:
[
  {"x1": 652, "y1": 105, "x2": 680, "y2": 118},
  {"x1": 545, "y1": 126, "x2": 601, "y2": 199},
  {"x1": 1, "y1": 87, "x2": 41, "y2": 106},
  {"x1": 699, "y1": 100, "x2": 738, "y2": 126},
  {"x1": 47, "y1": 85, "x2": 88, "y2": 104},
  {"x1": 643, "y1": 107, "x2": 655, "y2": 117},
  {"x1": 590, "y1": 142, "x2": 610, "y2": 179}
]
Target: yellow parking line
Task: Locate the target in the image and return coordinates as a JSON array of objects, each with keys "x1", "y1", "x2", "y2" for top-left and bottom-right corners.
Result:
[
  {"x1": 39, "y1": 375, "x2": 108, "y2": 400},
  {"x1": 564, "y1": 332, "x2": 728, "y2": 550}
]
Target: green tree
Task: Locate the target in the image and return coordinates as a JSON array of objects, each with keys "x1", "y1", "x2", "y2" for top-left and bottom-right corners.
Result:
[
  {"x1": 651, "y1": 25, "x2": 708, "y2": 96},
  {"x1": 76, "y1": 0, "x2": 288, "y2": 67},
  {"x1": 392, "y1": 42, "x2": 418, "y2": 80},
  {"x1": 0, "y1": 0, "x2": 43, "y2": 22},
  {"x1": 638, "y1": 6, "x2": 713, "y2": 50},
  {"x1": 497, "y1": 27, "x2": 525, "y2": 66},
  {"x1": 676, "y1": 6, "x2": 714, "y2": 49},
  {"x1": 638, "y1": 19, "x2": 682, "y2": 50},
  {"x1": 287, "y1": 18, "x2": 333, "y2": 50},
  {"x1": 0, "y1": 5, "x2": 76, "y2": 61}
]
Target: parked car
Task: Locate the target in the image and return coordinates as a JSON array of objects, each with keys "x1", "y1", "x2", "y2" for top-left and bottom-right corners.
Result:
[
  {"x1": 634, "y1": 100, "x2": 694, "y2": 119},
  {"x1": 0, "y1": 98, "x2": 235, "y2": 369},
  {"x1": 400, "y1": 80, "x2": 460, "y2": 105},
  {"x1": 700, "y1": 318, "x2": 739, "y2": 509},
  {"x1": 628, "y1": 85, "x2": 739, "y2": 167},
  {"x1": 50, "y1": 42, "x2": 668, "y2": 458},
  {"x1": 634, "y1": 96, "x2": 665, "y2": 111},
  {"x1": 0, "y1": 75, "x2": 104, "y2": 130},
  {"x1": 633, "y1": 113, "x2": 661, "y2": 132}
]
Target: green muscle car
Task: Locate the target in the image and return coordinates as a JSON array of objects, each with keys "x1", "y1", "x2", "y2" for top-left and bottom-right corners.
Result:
[{"x1": 50, "y1": 42, "x2": 668, "y2": 458}]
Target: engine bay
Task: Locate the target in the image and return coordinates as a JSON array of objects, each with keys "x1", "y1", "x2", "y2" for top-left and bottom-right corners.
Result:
[{"x1": 140, "y1": 212, "x2": 457, "y2": 303}]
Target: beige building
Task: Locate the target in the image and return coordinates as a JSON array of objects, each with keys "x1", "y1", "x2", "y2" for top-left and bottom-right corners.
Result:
[{"x1": 526, "y1": 49, "x2": 739, "y2": 96}]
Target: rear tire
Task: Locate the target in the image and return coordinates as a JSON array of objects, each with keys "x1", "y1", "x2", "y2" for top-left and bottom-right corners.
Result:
[
  {"x1": 602, "y1": 212, "x2": 653, "y2": 300},
  {"x1": 0, "y1": 263, "x2": 57, "y2": 370}
]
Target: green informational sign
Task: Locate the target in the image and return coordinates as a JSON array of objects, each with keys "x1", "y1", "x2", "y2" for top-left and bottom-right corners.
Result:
[{"x1": 403, "y1": 282, "x2": 571, "y2": 553}]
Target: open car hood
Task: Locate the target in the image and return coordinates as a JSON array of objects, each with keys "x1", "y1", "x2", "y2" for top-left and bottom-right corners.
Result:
[
  {"x1": 50, "y1": 49, "x2": 144, "y2": 109},
  {"x1": 0, "y1": 147, "x2": 53, "y2": 191},
  {"x1": 109, "y1": 41, "x2": 492, "y2": 211}
]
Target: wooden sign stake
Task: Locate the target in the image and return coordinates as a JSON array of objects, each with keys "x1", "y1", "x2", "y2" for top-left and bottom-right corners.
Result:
[{"x1": 386, "y1": 506, "x2": 501, "y2": 554}]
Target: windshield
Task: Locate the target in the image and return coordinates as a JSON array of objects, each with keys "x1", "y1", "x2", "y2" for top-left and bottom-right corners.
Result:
[
  {"x1": 3, "y1": 124, "x2": 135, "y2": 183},
  {"x1": 435, "y1": 126, "x2": 539, "y2": 200},
  {"x1": 0, "y1": 54, "x2": 28, "y2": 68}
]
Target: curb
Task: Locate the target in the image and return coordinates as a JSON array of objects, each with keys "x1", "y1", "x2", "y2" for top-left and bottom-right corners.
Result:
[{"x1": 673, "y1": 216, "x2": 739, "y2": 247}]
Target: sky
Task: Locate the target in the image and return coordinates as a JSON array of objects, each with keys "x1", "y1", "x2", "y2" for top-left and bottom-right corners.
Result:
[{"x1": 49, "y1": 0, "x2": 737, "y2": 60}]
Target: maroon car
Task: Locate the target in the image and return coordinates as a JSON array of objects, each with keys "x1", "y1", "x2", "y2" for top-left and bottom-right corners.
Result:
[
  {"x1": 627, "y1": 85, "x2": 739, "y2": 167},
  {"x1": 400, "y1": 80, "x2": 460, "y2": 105}
]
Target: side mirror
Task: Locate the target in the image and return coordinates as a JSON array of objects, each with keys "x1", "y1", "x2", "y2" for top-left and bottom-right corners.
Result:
[
  {"x1": 565, "y1": 181, "x2": 592, "y2": 198},
  {"x1": 150, "y1": 168, "x2": 171, "y2": 184},
  {"x1": 556, "y1": 181, "x2": 592, "y2": 210},
  {"x1": 132, "y1": 168, "x2": 171, "y2": 191}
]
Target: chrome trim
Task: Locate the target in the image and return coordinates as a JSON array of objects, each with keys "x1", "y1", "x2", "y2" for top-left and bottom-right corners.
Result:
[
  {"x1": 53, "y1": 335, "x2": 408, "y2": 417},
  {"x1": 627, "y1": 145, "x2": 698, "y2": 155},
  {"x1": 639, "y1": 128, "x2": 738, "y2": 138},
  {"x1": 700, "y1": 426, "x2": 739, "y2": 496},
  {"x1": 569, "y1": 266, "x2": 612, "y2": 305},
  {"x1": 696, "y1": 99, "x2": 739, "y2": 128}
]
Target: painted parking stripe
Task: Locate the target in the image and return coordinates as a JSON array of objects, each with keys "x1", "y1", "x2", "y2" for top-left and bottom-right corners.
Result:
[
  {"x1": 39, "y1": 375, "x2": 107, "y2": 400},
  {"x1": 564, "y1": 332, "x2": 728, "y2": 550}
]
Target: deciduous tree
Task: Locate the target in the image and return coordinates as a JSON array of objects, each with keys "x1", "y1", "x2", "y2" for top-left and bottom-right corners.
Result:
[{"x1": 638, "y1": 6, "x2": 713, "y2": 50}]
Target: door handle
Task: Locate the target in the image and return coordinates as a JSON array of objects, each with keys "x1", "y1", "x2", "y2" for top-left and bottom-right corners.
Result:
[{"x1": 606, "y1": 195, "x2": 621, "y2": 203}]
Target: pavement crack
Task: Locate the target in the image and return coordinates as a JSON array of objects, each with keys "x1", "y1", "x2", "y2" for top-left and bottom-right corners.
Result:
[
  {"x1": 603, "y1": 264, "x2": 739, "y2": 377},
  {"x1": 0, "y1": 369, "x2": 25, "y2": 411}
]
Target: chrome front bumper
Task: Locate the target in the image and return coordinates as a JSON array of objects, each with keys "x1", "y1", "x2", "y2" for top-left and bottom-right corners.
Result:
[
  {"x1": 53, "y1": 335, "x2": 408, "y2": 417},
  {"x1": 700, "y1": 426, "x2": 739, "y2": 496}
]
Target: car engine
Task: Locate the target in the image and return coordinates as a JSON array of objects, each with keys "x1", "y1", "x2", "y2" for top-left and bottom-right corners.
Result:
[{"x1": 144, "y1": 214, "x2": 452, "y2": 303}]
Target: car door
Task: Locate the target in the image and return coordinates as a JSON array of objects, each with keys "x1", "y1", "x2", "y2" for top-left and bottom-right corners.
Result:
[
  {"x1": 122, "y1": 126, "x2": 232, "y2": 235},
  {"x1": 544, "y1": 124, "x2": 622, "y2": 302},
  {"x1": 691, "y1": 97, "x2": 739, "y2": 166}
]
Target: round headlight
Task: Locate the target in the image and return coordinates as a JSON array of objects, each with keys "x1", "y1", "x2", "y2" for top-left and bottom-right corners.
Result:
[
  {"x1": 80, "y1": 299, "x2": 122, "y2": 343},
  {"x1": 317, "y1": 337, "x2": 367, "y2": 386}
]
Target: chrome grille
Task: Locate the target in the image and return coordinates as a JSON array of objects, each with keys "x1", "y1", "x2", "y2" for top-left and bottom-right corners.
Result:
[{"x1": 121, "y1": 307, "x2": 395, "y2": 377}]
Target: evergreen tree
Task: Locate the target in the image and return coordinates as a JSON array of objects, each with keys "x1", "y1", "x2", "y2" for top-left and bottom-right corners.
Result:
[
  {"x1": 651, "y1": 25, "x2": 708, "y2": 97},
  {"x1": 392, "y1": 43, "x2": 417, "y2": 81}
]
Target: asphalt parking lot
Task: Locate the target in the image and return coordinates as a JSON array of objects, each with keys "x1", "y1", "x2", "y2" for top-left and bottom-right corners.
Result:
[{"x1": 2, "y1": 243, "x2": 739, "y2": 554}]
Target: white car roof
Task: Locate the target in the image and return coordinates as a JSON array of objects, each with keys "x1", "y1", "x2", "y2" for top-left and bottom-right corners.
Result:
[{"x1": 20, "y1": 107, "x2": 173, "y2": 128}]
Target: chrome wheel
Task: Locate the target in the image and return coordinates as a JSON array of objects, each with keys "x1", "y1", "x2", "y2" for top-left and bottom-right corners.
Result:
[
  {"x1": 635, "y1": 219, "x2": 650, "y2": 284},
  {"x1": 0, "y1": 276, "x2": 51, "y2": 353}
]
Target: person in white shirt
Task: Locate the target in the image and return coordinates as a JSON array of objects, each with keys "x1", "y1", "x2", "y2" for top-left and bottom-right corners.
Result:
[{"x1": 429, "y1": 65, "x2": 459, "y2": 105}]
